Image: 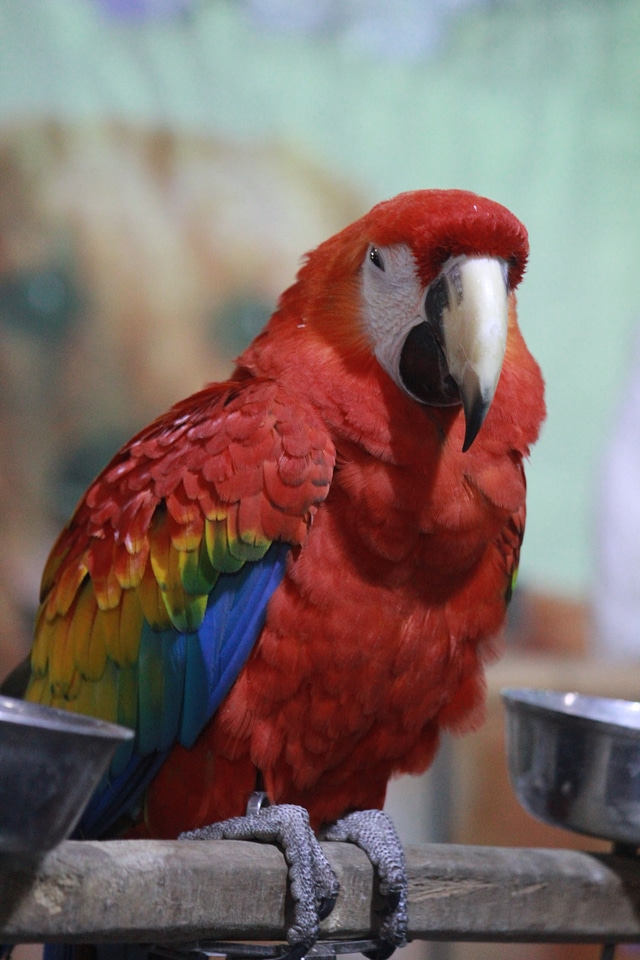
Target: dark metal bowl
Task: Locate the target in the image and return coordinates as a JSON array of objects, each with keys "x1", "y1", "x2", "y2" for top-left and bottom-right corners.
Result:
[
  {"x1": 0, "y1": 695, "x2": 133, "y2": 857},
  {"x1": 502, "y1": 687, "x2": 640, "y2": 846}
]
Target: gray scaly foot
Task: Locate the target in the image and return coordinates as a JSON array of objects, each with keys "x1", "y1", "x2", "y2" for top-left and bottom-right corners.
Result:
[
  {"x1": 181, "y1": 795, "x2": 339, "y2": 958},
  {"x1": 322, "y1": 809, "x2": 408, "y2": 959}
]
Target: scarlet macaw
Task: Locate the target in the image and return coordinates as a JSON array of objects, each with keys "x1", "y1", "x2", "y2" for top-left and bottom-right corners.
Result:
[{"x1": 5, "y1": 189, "x2": 545, "y2": 955}]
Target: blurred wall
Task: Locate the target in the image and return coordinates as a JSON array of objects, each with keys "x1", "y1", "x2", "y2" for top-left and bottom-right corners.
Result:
[
  {"x1": 1, "y1": 4, "x2": 638, "y2": 957},
  {"x1": 0, "y1": 120, "x2": 363, "y2": 674},
  {"x1": 1, "y1": 0, "x2": 638, "y2": 611},
  {"x1": 0, "y1": 0, "x2": 635, "y2": 776}
]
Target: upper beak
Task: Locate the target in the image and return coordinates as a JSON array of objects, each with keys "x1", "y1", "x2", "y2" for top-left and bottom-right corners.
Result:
[{"x1": 434, "y1": 256, "x2": 509, "y2": 451}]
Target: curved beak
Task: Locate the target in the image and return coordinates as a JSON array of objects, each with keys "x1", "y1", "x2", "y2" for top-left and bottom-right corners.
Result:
[{"x1": 435, "y1": 256, "x2": 509, "y2": 451}]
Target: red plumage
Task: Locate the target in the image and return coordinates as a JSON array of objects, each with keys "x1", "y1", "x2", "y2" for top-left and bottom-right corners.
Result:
[
  {"x1": 26, "y1": 189, "x2": 545, "y2": 840},
  {"x1": 138, "y1": 191, "x2": 543, "y2": 836}
]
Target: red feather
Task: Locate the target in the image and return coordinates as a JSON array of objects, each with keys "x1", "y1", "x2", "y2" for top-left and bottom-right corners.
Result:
[
  {"x1": 139, "y1": 191, "x2": 542, "y2": 835},
  {"x1": 27, "y1": 190, "x2": 544, "y2": 839}
]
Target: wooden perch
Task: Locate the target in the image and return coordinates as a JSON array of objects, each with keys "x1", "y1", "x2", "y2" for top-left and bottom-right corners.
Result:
[{"x1": 1, "y1": 840, "x2": 640, "y2": 945}]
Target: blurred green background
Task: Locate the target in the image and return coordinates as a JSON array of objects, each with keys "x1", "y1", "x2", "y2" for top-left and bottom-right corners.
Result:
[
  {"x1": 3, "y1": 6, "x2": 640, "y2": 959},
  {"x1": 1, "y1": 0, "x2": 639, "y2": 659}
]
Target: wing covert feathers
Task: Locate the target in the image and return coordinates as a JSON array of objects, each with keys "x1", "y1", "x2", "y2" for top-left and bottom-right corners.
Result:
[{"x1": 28, "y1": 379, "x2": 335, "y2": 732}]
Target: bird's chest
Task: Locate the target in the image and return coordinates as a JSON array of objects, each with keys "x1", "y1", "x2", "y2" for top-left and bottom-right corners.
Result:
[{"x1": 217, "y1": 465, "x2": 508, "y2": 802}]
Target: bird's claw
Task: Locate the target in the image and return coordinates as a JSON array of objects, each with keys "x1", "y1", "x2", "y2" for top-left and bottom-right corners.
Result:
[
  {"x1": 180, "y1": 799, "x2": 339, "y2": 956},
  {"x1": 321, "y1": 810, "x2": 408, "y2": 958},
  {"x1": 181, "y1": 803, "x2": 406, "y2": 960}
]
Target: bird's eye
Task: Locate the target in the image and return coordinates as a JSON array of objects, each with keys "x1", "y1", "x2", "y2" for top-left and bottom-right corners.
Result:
[{"x1": 369, "y1": 246, "x2": 385, "y2": 271}]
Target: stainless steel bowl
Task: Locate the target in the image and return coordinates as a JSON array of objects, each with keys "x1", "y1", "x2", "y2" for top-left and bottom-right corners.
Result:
[
  {"x1": 503, "y1": 687, "x2": 640, "y2": 845},
  {"x1": 0, "y1": 695, "x2": 133, "y2": 857}
]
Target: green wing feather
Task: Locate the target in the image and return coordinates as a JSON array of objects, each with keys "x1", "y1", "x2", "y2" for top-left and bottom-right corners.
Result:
[{"x1": 27, "y1": 379, "x2": 335, "y2": 739}]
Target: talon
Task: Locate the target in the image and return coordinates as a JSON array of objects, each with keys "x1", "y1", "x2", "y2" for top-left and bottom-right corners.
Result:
[
  {"x1": 378, "y1": 889, "x2": 401, "y2": 913},
  {"x1": 318, "y1": 892, "x2": 338, "y2": 922}
]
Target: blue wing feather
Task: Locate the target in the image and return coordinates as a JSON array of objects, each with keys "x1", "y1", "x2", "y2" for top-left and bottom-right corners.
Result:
[
  {"x1": 75, "y1": 749, "x2": 168, "y2": 839},
  {"x1": 181, "y1": 539, "x2": 290, "y2": 745},
  {"x1": 75, "y1": 541, "x2": 290, "y2": 839}
]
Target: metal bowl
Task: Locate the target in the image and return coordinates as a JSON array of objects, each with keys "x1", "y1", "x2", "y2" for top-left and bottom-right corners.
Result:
[
  {"x1": 0, "y1": 695, "x2": 133, "y2": 857},
  {"x1": 502, "y1": 687, "x2": 640, "y2": 846}
]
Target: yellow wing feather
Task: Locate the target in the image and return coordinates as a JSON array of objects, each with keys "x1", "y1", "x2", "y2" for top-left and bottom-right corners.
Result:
[{"x1": 26, "y1": 379, "x2": 336, "y2": 739}]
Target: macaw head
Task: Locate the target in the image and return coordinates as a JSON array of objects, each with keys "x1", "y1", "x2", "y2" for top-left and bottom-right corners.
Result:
[
  {"x1": 241, "y1": 190, "x2": 532, "y2": 452},
  {"x1": 358, "y1": 191, "x2": 528, "y2": 451}
]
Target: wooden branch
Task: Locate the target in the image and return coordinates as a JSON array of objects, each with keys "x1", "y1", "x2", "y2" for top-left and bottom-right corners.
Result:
[{"x1": 1, "y1": 840, "x2": 640, "y2": 945}]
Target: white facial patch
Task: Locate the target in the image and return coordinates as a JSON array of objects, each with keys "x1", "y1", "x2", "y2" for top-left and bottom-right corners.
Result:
[
  {"x1": 360, "y1": 244, "x2": 510, "y2": 418},
  {"x1": 360, "y1": 242, "x2": 424, "y2": 386}
]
